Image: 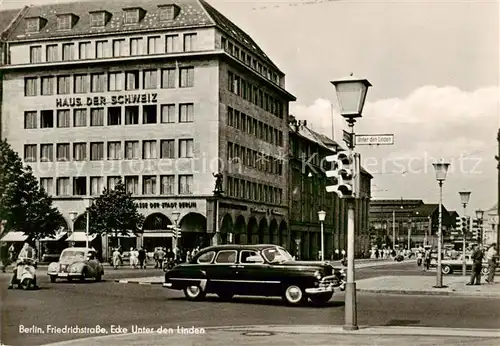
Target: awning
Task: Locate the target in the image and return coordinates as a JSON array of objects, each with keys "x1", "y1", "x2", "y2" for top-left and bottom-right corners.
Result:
[
  {"x1": 143, "y1": 232, "x2": 173, "y2": 238},
  {"x1": 67, "y1": 232, "x2": 97, "y2": 242},
  {"x1": 0, "y1": 231, "x2": 28, "y2": 242},
  {"x1": 41, "y1": 231, "x2": 68, "y2": 242}
]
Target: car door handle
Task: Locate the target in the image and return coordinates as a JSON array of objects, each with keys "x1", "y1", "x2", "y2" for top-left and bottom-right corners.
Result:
[{"x1": 230, "y1": 265, "x2": 244, "y2": 268}]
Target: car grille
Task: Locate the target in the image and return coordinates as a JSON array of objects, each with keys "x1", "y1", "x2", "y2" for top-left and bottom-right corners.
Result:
[
  {"x1": 320, "y1": 275, "x2": 339, "y2": 286},
  {"x1": 60, "y1": 264, "x2": 69, "y2": 272}
]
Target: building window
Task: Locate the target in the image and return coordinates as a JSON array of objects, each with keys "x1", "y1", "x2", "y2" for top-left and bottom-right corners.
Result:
[
  {"x1": 56, "y1": 143, "x2": 70, "y2": 161},
  {"x1": 228, "y1": 71, "x2": 233, "y2": 92},
  {"x1": 95, "y1": 40, "x2": 109, "y2": 58},
  {"x1": 125, "y1": 106, "x2": 139, "y2": 124},
  {"x1": 74, "y1": 74, "x2": 88, "y2": 93},
  {"x1": 90, "y1": 177, "x2": 103, "y2": 196},
  {"x1": 178, "y1": 175, "x2": 193, "y2": 194},
  {"x1": 159, "y1": 5, "x2": 177, "y2": 21},
  {"x1": 143, "y1": 69, "x2": 158, "y2": 89},
  {"x1": 73, "y1": 143, "x2": 86, "y2": 161},
  {"x1": 62, "y1": 43, "x2": 74, "y2": 61},
  {"x1": 30, "y1": 46, "x2": 42, "y2": 63},
  {"x1": 126, "y1": 71, "x2": 140, "y2": 90},
  {"x1": 130, "y1": 37, "x2": 143, "y2": 56},
  {"x1": 24, "y1": 144, "x2": 37, "y2": 162},
  {"x1": 179, "y1": 67, "x2": 194, "y2": 87},
  {"x1": 24, "y1": 77, "x2": 38, "y2": 96},
  {"x1": 179, "y1": 103, "x2": 194, "y2": 123},
  {"x1": 161, "y1": 104, "x2": 175, "y2": 123},
  {"x1": 57, "y1": 14, "x2": 72, "y2": 30},
  {"x1": 24, "y1": 111, "x2": 37, "y2": 129},
  {"x1": 179, "y1": 139, "x2": 194, "y2": 158},
  {"x1": 73, "y1": 109, "x2": 87, "y2": 127},
  {"x1": 46, "y1": 44, "x2": 58, "y2": 62},
  {"x1": 73, "y1": 177, "x2": 87, "y2": 196},
  {"x1": 90, "y1": 108, "x2": 104, "y2": 126},
  {"x1": 90, "y1": 12, "x2": 106, "y2": 27},
  {"x1": 107, "y1": 141, "x2": 121, "y2": 160},
  {"x1": 125, "y1": 176, "x2": 139, "y2": 195},
  {"x1": 160, "y1": 140, "x2": 175, "y2": 159},
  {"x1": 161, "y1": 68, "x2": 176, "y2": 88},
  {"x1": 57, "y1": 109, "x2": 70, "y2": 127},
  {"x1": 40, "y1": 144, "x2": 53, "y2": 162},
  {"x1": 143, "y1": 105, "x2": 157, "y2": 124},
  {"x1": 41, "y1": 77, "x2": 54, "y2": 95},
  {"x1": 107, "y1": 176, "x2": 121, "y2": 190},
  {"x1": 112, "y1": 39, "x2": 126, "y2": 57},
  {"x1": 57, "y1": 76, "x2": 71, "y2": 95},
  {"x1": 124, "y1": 9, "x2": 140, "y2": 24},
  {"x1": 40, "y1": 178, "x2": 53, "y2": 195},
  {"x1": 56, "y1": 177, "x2": 70, "y2": 196},
  {"x1": 160, "y1": 175, "x2": 175, "y2": 195},
  {"x1": 124, "y1": 141, "x2": 139, "y2": 159},
  {"x1": 107, "y1": 107, "x2": 121, "y2": 125},
  {"x1": 91, "y1": 73, "x2": 106, "y2": 92},
  {"x1": 147, "y1": 36, "x2": 161, "y2": 54},
  {"x1": 40, "y1": 110, "x2": 54, "y2": 128},
  {"x1": 183, "y1": 33, "x2": 197, "y2": 52},
  {"x1": 90, "y1": 142, "x2": 104, "y2": 161},
  {"x1": 142, "y1": 140, "x2": 157, "y2": 159},
  {"x1": 79, "y1": 42, "x2": 91, "y2": 59},
  {"x1": 142, "y1": 176, "x2": 157, "y2": 195},
  {"x1": 26, "y1": 18, "x2": 41, "y2": 33},
  {"x1": 106, "y1": 72, "x2": 123, "y2": 91},
  {"x1": 165, "y1": 35, "x2": 178, "y2": 53}
]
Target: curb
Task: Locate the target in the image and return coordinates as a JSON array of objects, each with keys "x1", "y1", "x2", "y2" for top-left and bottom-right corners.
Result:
[
  {"x1": 358, "y1": 288, "x2": 500, "y2": 298},
  {"x1": 114, "y1": 279, "x2": 162, "y2": 285}
]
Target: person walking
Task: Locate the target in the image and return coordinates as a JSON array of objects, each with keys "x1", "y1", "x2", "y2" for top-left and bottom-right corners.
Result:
[
  {"x1": 138, "y1": 247, "x2": 146, "y2": 269},
  {"x1": 485, "y1": 243, "x2": 497, "y2": 284},
  {"x1": 467, "y1": 244, "x2": 484, "y2": 285},
  {"x1": 424, "y1": 248, "x2": 431, "y2": 271}
]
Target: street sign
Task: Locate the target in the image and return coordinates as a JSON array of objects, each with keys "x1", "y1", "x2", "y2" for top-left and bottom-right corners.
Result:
[
  {"x1": 343, "y1": 130, "x2": 353, "y2": 148},
  {"x1": 355, "y1": 134, "x2": 394, "y2": 146}
]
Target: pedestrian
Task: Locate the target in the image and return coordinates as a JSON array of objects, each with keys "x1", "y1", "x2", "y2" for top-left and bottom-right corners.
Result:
[
  {"x1": 341, "y1": 249, "x2": 346, "y2": 259},
  {"x1": 417, "y1": 250, "x2": 423, "y2": 267},
  {"x1": 335, "y1": 249, "x2": 340, "y2": 260},
  {"x1": 138, "y1": 247, "x2": 146, "y2": 269},
  {"x1": 129, "y1": 247, "x2": 138, "y2": 269},
  {"x1": 375, "y1": 249, "x2": 379, "y2": 259},
  {"x1": 485, "y1": 243, "x2": 497, "y2": 284},
  {"x1": 467, "y1": 244, "x2": 484, "y2": 285},
  {"x1": 424, "y1": 248, "x2": 431, "y2": 271}
]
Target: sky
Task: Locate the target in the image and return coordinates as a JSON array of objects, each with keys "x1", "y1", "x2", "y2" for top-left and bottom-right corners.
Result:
[{"x1": 1, "y1": 0, "x2": 499, "y2": 214}]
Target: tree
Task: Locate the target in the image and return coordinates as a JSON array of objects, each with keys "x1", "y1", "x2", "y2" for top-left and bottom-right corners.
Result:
[
  {"x1": 87, "y1": 180, "x2": 144, "y2": 246},
  {"x1": 0, "y1": 139, "x2": 64, "y2": 241}
]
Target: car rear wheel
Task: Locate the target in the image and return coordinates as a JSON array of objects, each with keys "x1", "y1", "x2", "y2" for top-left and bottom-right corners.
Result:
[
  {"x1": 442, "y1": 265, "x2": 452, "y2": 275},
  {"x1": 95, "y1": 273, "x2": 102, "y2": 282},
  {"x1": 50, "y1": 276, "x2": 56, "y2": 283},
  {"x1": 184, "y1": 285, "x2": 206, "y2": 301},
  {"x1": 309, "y1": 292, "x2": 333, "y2": 305},
  {"x1": 283, "y1": 284, "x2": 305, "y2": 305}
]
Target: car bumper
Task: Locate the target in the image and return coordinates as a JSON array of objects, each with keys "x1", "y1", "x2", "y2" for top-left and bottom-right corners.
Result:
[
  {"x1": 163, "y1": 282, "x2": 172, "y2": 288},
  {"x1": 305, "y1": 285, "x2": 334, "y2": 294},
  {"x1": 48, "y1": 272, "x2": 82, "y2": 277}
]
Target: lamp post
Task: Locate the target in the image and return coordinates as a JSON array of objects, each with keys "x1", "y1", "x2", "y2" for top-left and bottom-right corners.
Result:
[
  {"x1": 172, "y1": 211, "x2": 180, "y2": 260},
  {"x1": 432, "y1": 160, "x2": 450, "y2": 288},
  {"x1": 331, "y1": 74, "x2": 371, "y2": 331},
  {"x1": 475, "y1": 209, "x2": 484, "y2": 247},
  {"x1": 318, "y1": 210, "x2": 326, "y2": 261},
  {"x1": 69, "y1": 211, "x2": 78, "y2": 245},
  {"x1": 459, "y1": 191, "x2": 471, "y2": 276},
  {"x1": 84, "y1": 198, "x2": 93, "y2": 249},
  {"x1": 407, "y1": 218, "x2": 412, "y2": 251}
]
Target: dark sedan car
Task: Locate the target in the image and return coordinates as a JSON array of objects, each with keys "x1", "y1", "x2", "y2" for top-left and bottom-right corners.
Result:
[{"x1": 163, "y1": 244, "x2": 344, "y2": 306}]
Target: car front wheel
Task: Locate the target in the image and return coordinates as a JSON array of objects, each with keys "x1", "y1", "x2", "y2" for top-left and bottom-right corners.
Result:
[
  {"x1": 184, "y1": 285, "x2": 206, "y2": 301},
  {"x1": 283, "y1": 284, "x2": 305, "y2": 305},
  {"x1": 442, "y1": 265, "x2": 452, "y2": 275}
]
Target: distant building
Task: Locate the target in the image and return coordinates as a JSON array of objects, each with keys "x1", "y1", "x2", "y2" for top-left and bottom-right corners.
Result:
[
  {"x1": 288, "y1": 117, "x2": 372, "y2": 260},
  {"x1": 483, "y1": 204, "x2": 498, "y2": 246}
]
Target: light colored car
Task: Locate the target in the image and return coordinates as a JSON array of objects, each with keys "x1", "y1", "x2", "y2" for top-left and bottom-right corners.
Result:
[
  {"x1": 440, "y1": 254, "x2": 489, "y2": 275},
  {"x1": 47, "y1": 247, "x2": 104, "y2": 283}
]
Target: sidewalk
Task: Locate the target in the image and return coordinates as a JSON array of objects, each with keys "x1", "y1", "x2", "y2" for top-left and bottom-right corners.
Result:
[
  {"x1": 44, "y1": 325, "x2": 500, "y2": 346},
  {"x1": 357, "y1": 275, "x2": 500, "y2": 297}
]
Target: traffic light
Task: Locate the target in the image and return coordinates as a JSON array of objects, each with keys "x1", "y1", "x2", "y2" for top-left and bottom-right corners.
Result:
[
  {"x1": 167, "y1": 225, "x2": 182, "y2": 238},
  {"x1": 471, "y1": 218, "x2": 481, "y2": 241},
  {"x1": 455, "y1": 216, "x2": 462, "y2": 234},
  {"x1": 325, "y1": 152, "x2": 357, "y2": 198}
]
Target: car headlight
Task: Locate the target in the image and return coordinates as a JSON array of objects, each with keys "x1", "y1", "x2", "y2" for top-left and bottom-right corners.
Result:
[
  {"x1": 48, "y1": 262, "x2": 59, "y2": 271},
  {"x1": 70, "y1": 264, "x2": 84, "y2": 272},
  {"x1": 313, "y1": 270, "x2": 322, "y2": 280}
]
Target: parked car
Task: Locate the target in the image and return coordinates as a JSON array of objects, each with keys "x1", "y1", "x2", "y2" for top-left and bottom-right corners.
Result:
[
  {"x1": 440, "y1": 254, "x2": 490, "y2": 275},
  {"x1": 47, "y1": 247, "x2": 104, "y2": 283},
  {"x1": 163, "y1": 244, "x2": 344, "y2": 306}
]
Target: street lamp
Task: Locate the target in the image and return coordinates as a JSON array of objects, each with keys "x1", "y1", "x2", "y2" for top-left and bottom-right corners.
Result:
[
  {"x1": 475, "y1": 209, "x2": 484, "y2": 246},
  {"x1": 69, "y1": 211, "x2": 78, "y2": 240},
  {"x1": 318, "y1": 210, "x2": 326, "y2": 261},
  {"x1": 459, "y1": 191, "x2": 471, "y2": 276},
  {"x1": 84, "y1": 198, "x2": 93, "y2": 249},
  {"x1": 432, "y1": 160, "x2": 450, "y2": 288},
  {"x1": 172, "y1": 211, "x2": 181, "y2": 259},
  {"x1": 331, "y1": 74, "x2": 371, "y2": 331}
]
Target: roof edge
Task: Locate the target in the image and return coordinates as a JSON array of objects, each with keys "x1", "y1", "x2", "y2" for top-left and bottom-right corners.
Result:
[{"x1": 1, "y1": 6, "x2": 30, "y2": 40}]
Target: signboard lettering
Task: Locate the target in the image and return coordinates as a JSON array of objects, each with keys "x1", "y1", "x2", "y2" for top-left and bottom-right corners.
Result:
[
  {"x1": 56, "y1": 93, "x2": 158, "y2": 108},
  {"x1": 355, "y1": 134, "x2": 394, "y2": 146},
  {"x1": 134, "y1": 201, "x2": 197, "y2": 209}
]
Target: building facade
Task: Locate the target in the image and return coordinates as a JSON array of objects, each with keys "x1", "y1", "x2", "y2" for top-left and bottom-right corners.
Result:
[
  {"x1": 288, "y1": 118, "x2": 372, "y2": 260},
  {"x1": 0, "y1": 0, "x2": 295, "y2": 259}
]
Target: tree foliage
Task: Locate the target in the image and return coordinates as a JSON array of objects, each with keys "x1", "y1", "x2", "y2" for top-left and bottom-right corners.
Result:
[
  {"x1": 0, "y1": 139, "x2": 64, "y2": 241},
  {"x1": 87, "y1": 180, "x2": 144, "y2": 240}
]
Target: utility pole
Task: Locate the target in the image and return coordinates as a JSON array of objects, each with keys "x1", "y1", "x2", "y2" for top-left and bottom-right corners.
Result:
[{"x1": 496, "y1": 129, "x2": 500, "y2": 254}]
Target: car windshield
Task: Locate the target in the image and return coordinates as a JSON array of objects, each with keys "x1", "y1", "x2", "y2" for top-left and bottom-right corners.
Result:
[
  {"x1": 261, "y1": 247, "x2": 293, "y2": 263},
  {"x1": 60, "y1": 250, "x2": 86, "y2": 261}
]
